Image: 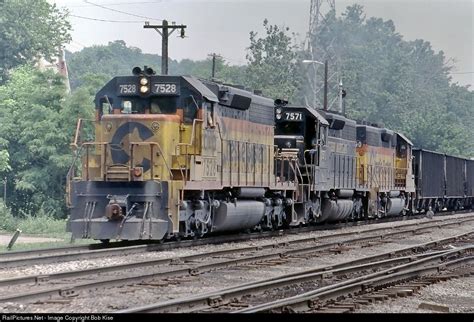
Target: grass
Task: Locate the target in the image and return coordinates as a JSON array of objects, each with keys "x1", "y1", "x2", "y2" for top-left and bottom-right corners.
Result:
[
  {"x1": 0, "y1": 201, "x2": 98, "y2": 252},
  {"x1": 0, "y1": 235, "x2": 94, "y2": 253},
  {"x1": 0, "y1": 202, "x2": 67, "y2": 237}
]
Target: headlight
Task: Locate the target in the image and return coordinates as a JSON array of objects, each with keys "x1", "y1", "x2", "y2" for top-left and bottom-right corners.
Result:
[
  {"x1": 140, "y1": 85, "x2": 149, "y2": 93},
  {"x1": 276, "y1": 107, "x2": 282, "y2": 114},
  {"x1": 285, "y1": 141, "x2": 292, "y2": 148},
  {"x1": 276, "y1": 114, "x2": 282, "y2": 120},
  {"x1": 140, "y1": 77, "x2": 149, "y2": 85}
]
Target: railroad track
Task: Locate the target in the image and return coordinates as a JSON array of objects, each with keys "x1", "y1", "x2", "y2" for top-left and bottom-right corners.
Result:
[
  {"x1": 118, "y1": 235, "x2": 473, "y2": 313},
  {"x1": 0, "y1": 216, "x2": 472, "y2": 307},
  {"x1": 1, "y1": 210, "x2": 470, "y2": 262},
  {"x1": 1, "y1": 212, "x2": 473, "y2": 268}
]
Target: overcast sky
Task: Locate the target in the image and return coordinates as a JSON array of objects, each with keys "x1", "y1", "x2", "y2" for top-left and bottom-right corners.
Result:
[{"x1": 52, "y1": 0, "x2": 473, "y2": 87}]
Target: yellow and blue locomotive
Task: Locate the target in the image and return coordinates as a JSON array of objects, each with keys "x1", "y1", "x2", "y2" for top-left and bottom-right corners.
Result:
[
  {"x1": 67, "y1": 67, "x2": 472, "y2": 242},
  {"x1": 273, "y1": 101, "x2": 415, "y2": 224},
  {"x1": 67, "y1": 67, "x2": 299, "y2": 241}
]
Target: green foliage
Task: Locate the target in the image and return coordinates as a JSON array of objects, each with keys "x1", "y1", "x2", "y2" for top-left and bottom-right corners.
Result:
[
  {"x1": 173, "y1": 57, "x2": 247, "y2": 85},
  {"x1": 0, "y1": 65, "x2": 71, "y2": 218},
  {"x1": 67, "y1": 41, "x2": 247, "y2": 90},
  {"x1": 0, "y1": 201, "x2": 66, "y2": 236},
  {"x1": 0, "y1": 201, "x2": 17, "y2": 231},
  {"x1": 310, "y1": 5, "x2": 473, "y2": 157},
  {"x1": 246, "y1": 19, "x2": 302, "y2": 100},
  {"x1": 17, "y1": 206, "x2": 66, "y2": 235},
  {"x1": 0, "y1": 0, "x2": 71, "y2": 83},
  {"x1": 66, "y1": 40, "x2": 178, "y2": 89},
  {"x1": 0, "y1": 150, "x2": 10, "y2": 173}
]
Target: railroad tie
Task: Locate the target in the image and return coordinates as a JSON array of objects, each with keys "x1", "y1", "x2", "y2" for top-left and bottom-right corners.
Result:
[
  {"x1": 228, "y1": 301, "x2": 250, "y2": 308},
  {"x1": 418, "y1": 302, "x2": 450, "y2": 313},
  {"x1": 361, "y1": 294, "x2": 388, "y2": 301},
  {"x1": 382, "y1": 288, "x2": 414, "y2": 297},
  {"x1": 317, "y1": 307, "x2": 351, "y2": 313},
  {"x1": 329, "y1": 303, "x2": 359, "y2": 310}
]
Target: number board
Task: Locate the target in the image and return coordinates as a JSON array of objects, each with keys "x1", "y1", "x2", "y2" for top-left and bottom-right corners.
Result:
[
  {"x1": 117, "y1": 83, "x2": 138, "y2": 95},
  {"x1": 284, "y1": 112, "x2": 303, "y2": 121},
  {"x1": 152, "y1": 83, "x2": 180, "y2": 95}
]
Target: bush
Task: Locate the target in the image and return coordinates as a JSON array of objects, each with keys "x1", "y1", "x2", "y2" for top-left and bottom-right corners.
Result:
[
  {"x1": 0, "y1": 201, "x2": 17, "y2": 231},
  {"x1": 0, "y1": 202, "x2": 66, "y2": 236},
  {"x1": 17, "y1": 207, "x2": 66, "y2": 235}
]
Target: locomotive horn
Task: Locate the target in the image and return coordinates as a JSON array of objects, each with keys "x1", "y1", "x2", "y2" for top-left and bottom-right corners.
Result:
[
  {"x1": 274, "y1": 99, "x2": 288, "y2": 106},
  {"x1": 132, "y1": 66, "x2": 142, "y2": 75},
  {"x1": 144, "y1": 67, "x2": 155, "y2": 75}
]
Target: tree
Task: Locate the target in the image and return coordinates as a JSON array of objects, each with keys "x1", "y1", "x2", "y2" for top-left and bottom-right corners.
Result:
[
  {"x1": 67, "y1": 40, "x2": 177, "y2": 89},
  {"x1": 67, "y1": 41, "x2": 247, "y2": 91},
  {"x1": 310, "y1": 4, "x2": 473, "y2": 157},
  {"x1": 245, "y1": 19, "x2": 302, "y2": 100},
  {"x1": 0, "y1": 0, "x2": 71, "y2": 83},
  {"x1": 0, "y1": 65, "x2": 71, "y2": 217},
  {"x1": 173, "y1": 56, "x2": 247, "y2": 86},
  {"x1": 0, "y1": 150, "x2": 10, "y2": 174}
]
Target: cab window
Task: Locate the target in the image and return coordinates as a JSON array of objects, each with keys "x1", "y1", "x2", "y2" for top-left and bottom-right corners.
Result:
[
  {"x1": 183, "y1": 95, "x2": 200, "y2": 123},
  {"x1": 150, "y1": 97, "x2": 178, "y2": 114},
  {"x1": 276, "y1": 121, "x2": 303, "y2": 136}
]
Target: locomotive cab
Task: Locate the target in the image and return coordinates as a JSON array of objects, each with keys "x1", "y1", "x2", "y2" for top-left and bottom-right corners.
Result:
[
  {"x1": 274, "y1": 102, "x2": 328, "y2": 166},
  {"x1": 67, "y1": 67, "x2": 220, "y2": 241}
]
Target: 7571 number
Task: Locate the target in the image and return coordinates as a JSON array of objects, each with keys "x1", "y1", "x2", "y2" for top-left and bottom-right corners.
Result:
[{"x1": 285, "y1": 112, "x2": 303, "y2": 121}]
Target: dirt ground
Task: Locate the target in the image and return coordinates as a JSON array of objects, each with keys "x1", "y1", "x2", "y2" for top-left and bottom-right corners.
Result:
[{"x1": 0, "y1": 232, "x2": 62, "y2": 246}]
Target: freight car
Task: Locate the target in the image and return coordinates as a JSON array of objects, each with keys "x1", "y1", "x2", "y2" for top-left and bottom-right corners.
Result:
[
  {"x1": 66, "y1": 67, "x2": 473, "y2": 242},
  {"x1": 413, "y1": 149, "x2": 474, "y2": 212}
]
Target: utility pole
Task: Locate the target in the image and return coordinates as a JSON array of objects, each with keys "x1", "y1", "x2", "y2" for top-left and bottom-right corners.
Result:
[
  {"x1": 144, "y1": 20, "x2": 187, "y2": 75},
  {"x1": 307, "y1": 0, "x2": 340, "y2": 111},
  {"x1": 323, "y1": 60, "x2": 328, "y2": 111},
  {"x1": 208, "y1": 53, "x2": 222, "y2": 79},
  {"x1": 211, "y1": 53, "x2": 216, "y2": 79}
]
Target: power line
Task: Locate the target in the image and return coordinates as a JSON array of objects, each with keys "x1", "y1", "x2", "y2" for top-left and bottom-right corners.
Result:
[
  {"x1": 218, "y1": 55, "x2": 247, "y2": 65},
  {"x1": 83, "y1": 0, "x2": 163, "y2": 22},
  {"x1": 70, "y1": 14, "x2": 143, "y2": 23},
  {"x1": 68, "y1": 1, "x2": 164, "y2": 7},
  {"x1": 451, "y1": 72, "x2": 474, "y2": 74}
]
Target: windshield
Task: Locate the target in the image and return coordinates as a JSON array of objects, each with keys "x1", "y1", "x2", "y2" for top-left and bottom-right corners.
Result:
[{"x1": 276, "y1": 121, "x2": 304, "y2": 136}]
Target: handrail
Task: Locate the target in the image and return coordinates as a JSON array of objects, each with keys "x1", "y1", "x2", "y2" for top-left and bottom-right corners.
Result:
[
  {"x1": 176, "y1": 118, "x2": 204, "y2": 150},
  {"x1": 215, "y1": 122, "x2": 224, "y2": 186},
  {"x1": 71, "y1": 118, "x2": 97, "y2": 150},
  {"x1": 71, "y1": 119, "x2": 83, "y2": 150},
  {"x1": 175, "y1": 118, "x2": 204, "y2": 183},
  {"x1": 66, "y1": 145, "x2": 85, "y2": 207}
]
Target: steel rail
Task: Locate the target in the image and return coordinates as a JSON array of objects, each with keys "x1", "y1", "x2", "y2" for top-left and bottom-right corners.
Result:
[
  {"x1": 234, "y1": 254, "x2": 474, "y2": 313},
  {"x1": 115, "y1": 232, "x2": 473, "y2": 313},
  {"x1": 0, "y1": 216, "x2": 471, "y2": 292},
  {"x1": 1, "y1": 214, "x2": 469, "y2": 269},
  {"x1": 0, "y1": 224, "x2": 471, "y2": 304},
  {"x1": 1, "y1": 211, "x2": 471, "y2": 264}
]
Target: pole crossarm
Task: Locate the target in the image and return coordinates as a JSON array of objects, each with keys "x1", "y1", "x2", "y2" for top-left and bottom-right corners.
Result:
[{"x1": 144, "y1": 20, "x2": 187, "y2": 75}]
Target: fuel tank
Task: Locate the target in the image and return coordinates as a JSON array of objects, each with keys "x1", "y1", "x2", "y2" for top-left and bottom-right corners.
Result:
[
  {"x1": 321, "y1": 199, "x2": 353, "y2": 222},
  {"x1": 212, "y1": 201, "x2": 266, "y2": 232},
  {"x1": 386, "y1": 198, "x2": 405, "y2": 216}
]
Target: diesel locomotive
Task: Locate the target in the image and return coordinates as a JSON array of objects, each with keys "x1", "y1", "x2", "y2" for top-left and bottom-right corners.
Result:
[{"x1": 66, "y1": 67, "x2": 474, "y2": 241}]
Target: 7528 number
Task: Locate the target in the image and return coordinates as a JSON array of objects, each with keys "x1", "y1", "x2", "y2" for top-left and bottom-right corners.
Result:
[
  {"x1": 153, "y1": 83, "x2": 178, "y2": 94},
  {"x1": 119, "y1": 84, "x2": 137, "y2": 94}
]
